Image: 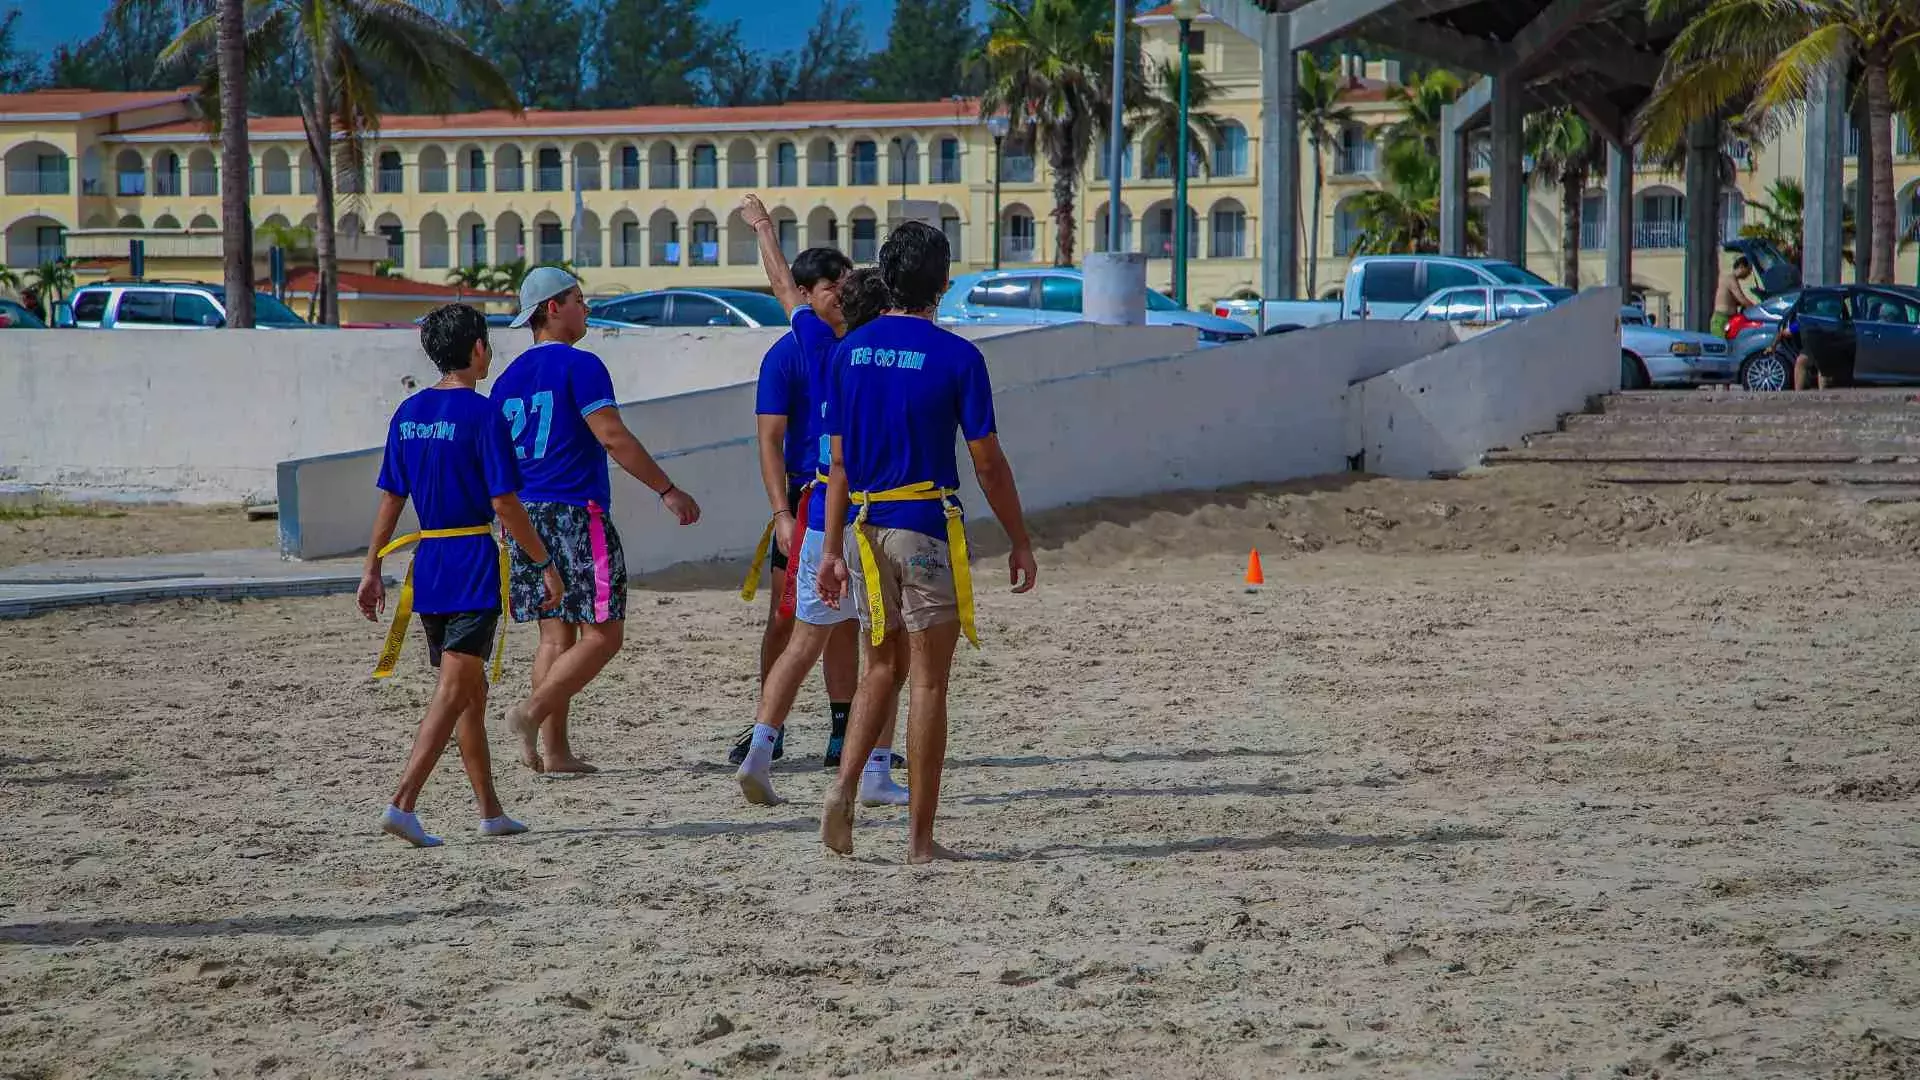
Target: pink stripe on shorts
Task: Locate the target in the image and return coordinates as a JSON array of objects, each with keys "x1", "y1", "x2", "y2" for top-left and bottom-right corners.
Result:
[{"x1": 587, "y1": 500, "x2": 612, "y2": 623}]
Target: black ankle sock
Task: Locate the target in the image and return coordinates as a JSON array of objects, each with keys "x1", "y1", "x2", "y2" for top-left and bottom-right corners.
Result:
[{"x1": 829, "y1": 702, "x2": 851, "y2": 739}]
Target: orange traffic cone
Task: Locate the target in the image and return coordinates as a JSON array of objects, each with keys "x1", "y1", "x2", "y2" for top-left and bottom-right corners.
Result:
[{"x1": 1244, "y1": 549, "x2": 1265, "y2": 590}]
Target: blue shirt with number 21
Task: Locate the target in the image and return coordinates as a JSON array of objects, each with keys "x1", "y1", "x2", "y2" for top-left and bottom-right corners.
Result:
[{"x1": 490, "y1": 341, "x2": 619, "y2": 508}]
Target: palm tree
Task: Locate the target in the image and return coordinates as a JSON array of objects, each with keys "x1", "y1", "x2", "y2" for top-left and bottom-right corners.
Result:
[
  {"x1": 1297, "y1": 54, "x2": 1354, "y2": 298},
  {"x1": 0, "y1": 265, "x2": 19, "y2": 294},
  {"x1": 980, "y1": 0, "x2": 1138, "y2": 267},
  {"x1": 1525, "y1": 107, "x2": 1606, "y2": 290},
  {"x1": 1350, "y1": 140, "x2": 1486, "y2": 255},
  {"x1": 158, "y1": 0, "x2": 517, "y2": 325},
  {"x1": 26, "y1": 258, "x2": 77, "y2": 306},
  {"x1": 215, "y1": 0, "x2": 252, "y2": 328},
  {"x1": 1381, "y1": 68, "x2": 1464, "y2": 159},
  {"x1": 446, "y1": 263, "x2": 493, "y2": 294},
  {"x1": 1131, "y1": 56, "x2": 1225, "y2": 182},
  {"x1": 1638, "y1": 0, "x2": 1920, "y2": 283},
  {"x1": 1742, "y1": 176, "x2": 1856, "y2": 266}
]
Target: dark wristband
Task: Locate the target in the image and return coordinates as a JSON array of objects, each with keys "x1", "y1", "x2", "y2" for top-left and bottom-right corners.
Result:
[
  {"x1": 657, "y1": 483, "x2": 677, "y2": 498},
  {"x1": 526, "y1": 554, "x2": 553, "y2": 572}
]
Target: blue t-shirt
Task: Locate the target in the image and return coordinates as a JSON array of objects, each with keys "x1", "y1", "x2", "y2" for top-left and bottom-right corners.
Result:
[
  {"x1": 375, "y1": 387, "x2": 522, "y2": 614},
  {"x1": 754, "y1": 308, "x2": 839, "y2": 487},
  {"x1": 825, "y1": 315, "x2": 996, "y2": 539},
  {"x1": 489, "y1": 341, "x2": 618, "y2": 508}
]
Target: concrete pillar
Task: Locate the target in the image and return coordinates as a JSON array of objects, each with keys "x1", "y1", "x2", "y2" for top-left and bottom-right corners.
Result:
[
  {"x1": 1606, "y1": 142, "x2": 1634, "y2": 297},
  {"x1": 1439, "y1": 101, "x2": 1469, "y2": 256},
  {"x1": 1804, "y1": 61, "x2": 1846, "y2": 286},
  {"x1": 1085, "y1": 252, "x2": 1148, "y2": 325},
  {"x1": 1488, "y1": 77, "x2": 1525, "y2": 262},
  {"x1": 1683, "y1": 117, "x2": 1720, "y2": 332},
  {"x1": 1259, "y1": 11, "x2": 1298, "y2": 299}
]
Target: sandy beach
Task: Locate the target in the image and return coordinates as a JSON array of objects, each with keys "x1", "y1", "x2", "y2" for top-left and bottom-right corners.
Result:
[{"x1": 3, "y1": 470, "x2": 1919, "y2": 1078}]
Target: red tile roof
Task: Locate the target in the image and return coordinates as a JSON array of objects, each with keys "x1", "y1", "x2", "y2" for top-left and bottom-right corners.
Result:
[
  {"x1": 116, "y1": 98, "x2": 986, "y2": 141},
  {"x1": 266, "y1": 268, "x2": 513, "y2": 302},
  {"x1": 0, "y1": 88, "x2": 196, "y2": 120}
]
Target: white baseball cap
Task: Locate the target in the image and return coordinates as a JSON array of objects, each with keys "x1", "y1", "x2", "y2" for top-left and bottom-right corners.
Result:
[{"x1": 510, "y1": 266, "x2": 582, "y2": 328}]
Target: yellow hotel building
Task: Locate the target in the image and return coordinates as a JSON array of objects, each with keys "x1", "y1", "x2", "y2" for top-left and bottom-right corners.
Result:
[{"x1": 3, "y1": 7, "x2": 1918, "y2": 324}]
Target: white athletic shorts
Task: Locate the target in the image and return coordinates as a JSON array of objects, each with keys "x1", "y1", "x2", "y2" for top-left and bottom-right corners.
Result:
[{"x1": 795, "y1": 527, "x2": 857, "y2": 627}]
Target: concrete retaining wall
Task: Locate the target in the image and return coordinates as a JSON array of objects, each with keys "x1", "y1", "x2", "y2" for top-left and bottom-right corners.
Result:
[
  {"x1": 1350, "y1": 288, "x2": 1621, "y2": 478},
  {"x1": 2, "y1": 326, "x2": 830, "y2": 502},
  {"x1": 604, "y1": 319, "x2": 1456, "y2": 575},
  {"x1": 279, "y1": 323, "x2": 1195, "y2": 560}
]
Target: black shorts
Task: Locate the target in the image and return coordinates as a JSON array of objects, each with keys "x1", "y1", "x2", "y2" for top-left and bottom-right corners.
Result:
[
  {"x1": 421, "y1": 610, "x2": 499, "y2": 668},
  {"x1": 769, "y1": 479, "x2": 808, "y2": 573}
]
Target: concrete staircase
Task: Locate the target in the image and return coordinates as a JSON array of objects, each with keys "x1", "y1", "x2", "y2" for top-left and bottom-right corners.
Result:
[{"x1": 1486, "y1": 389, "x2": 1920, "y2": 485}]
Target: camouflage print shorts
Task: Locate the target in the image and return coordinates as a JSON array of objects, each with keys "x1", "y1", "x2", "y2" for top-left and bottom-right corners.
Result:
[{"x1": 507, "y1": 500, "x2": 627, "y2": 624}]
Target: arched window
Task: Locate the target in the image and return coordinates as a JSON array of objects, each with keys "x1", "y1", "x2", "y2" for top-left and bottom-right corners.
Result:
[
  {"x1": 1212, "y1": 122, "x2": 1249, "y2": 177},
  {"x1": 418, "y1": 146, "x2": 448, "y2": 193},
  {"x1": 1579, "y1": 190, "x2": 1607, "y2": 251},
  {"x1": 887, "y1": 137, "x2": 919, "y2": 186},
  {"x1": 690, "y1": 144, "x2": 718, "y2": 189},
  {"x1": 933, "y1": 137, "x2": 962, "y2": 183},
  {"x1": 1208, "y1": 199, "x2": 1246, "y2": 258},
  {"x1": 850, "y1": 140, "x2": 879, "y2": 186},
  {"x1": 1332, "y1": 197, "x2": 1364, "y2": 256},
  {"x1": 1634, "y1": 187, "x2": 1684, "y2": 249},
  {"x1": 1093, "y1": 202, "x2": 1133, "y2": 253},
  {"x1": 727, "y1": 139, "x2": 757, "y2": 188},
  {"x1": 771, "y1": 142, "x2": 799, "y2": 187},
  {"x1": 1002, "y1": 204, "x2": 1035, "y2": 263}
]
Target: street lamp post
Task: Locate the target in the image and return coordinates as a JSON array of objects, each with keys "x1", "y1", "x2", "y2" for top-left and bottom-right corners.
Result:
[
  {"x1": 988, "y1": 114, "x2": 1010, "y2": 269},
  {"x1": 1170, "y1": 0, "x2": 1203, "y2": 308}
]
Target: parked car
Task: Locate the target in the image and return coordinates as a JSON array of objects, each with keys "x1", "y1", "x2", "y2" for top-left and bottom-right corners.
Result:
[
  {"x1": 0, "y1": 298, "x2": 46, "y2": 328},
  {"x1": 1734, "y1": 284, "x2": 1920, "y2": 391},
  {"x1": 1215, "y1": 255, "x2": 1569, "y2": 331},
  {"x1": 1400, "y1": 284, "x2": 1736, "y2": 388},
  {"x1": 56, "y1": 281, "x2": 311, "y2": 329},
  {"x1": 589, "y1": 288, "x2": 790, "y2": 328},
  {"x1": 939, "y1": 268, "x2": 1256, "y2": 346}
]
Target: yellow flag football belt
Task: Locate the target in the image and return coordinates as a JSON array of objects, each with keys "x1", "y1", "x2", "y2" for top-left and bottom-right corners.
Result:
[
  {"x1": 850, "y1": 481, "x2": 978, "y2": 650},
  {"x1": 371, "y1": 525, "x2": 511, "y2": 683}
]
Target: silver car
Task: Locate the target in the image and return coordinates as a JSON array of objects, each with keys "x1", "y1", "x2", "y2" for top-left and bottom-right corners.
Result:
[
  {"x1": 1401, "y1": 284, "x2": 1736, "y2": 388},
  {"x1": 939, "y1": 269, "x2": 1256, "y2": 346},
  {"x1": 57, "y1": 281, "x2": 311, "y2": 329}
]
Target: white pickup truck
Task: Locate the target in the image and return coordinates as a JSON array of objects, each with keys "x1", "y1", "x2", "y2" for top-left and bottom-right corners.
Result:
[{"x1": 1213, "y1": 255, "x2": 1570, "y2": 333}]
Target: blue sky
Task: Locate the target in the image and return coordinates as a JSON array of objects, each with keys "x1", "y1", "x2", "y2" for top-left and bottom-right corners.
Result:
[{"x1": 7, "y1": 0, "x2": 991, "y2": 67}]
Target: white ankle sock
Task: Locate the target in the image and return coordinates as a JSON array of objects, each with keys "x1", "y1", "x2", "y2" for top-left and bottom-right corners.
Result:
[
  {"x1": 859, "y1": 769, "x2": 910, "y2": 807},
  {"x1": 480, "y1": 814, "x2": 528, "y2": 837},
  {"x1": 742, "y1": 723, "x2": 781, "y2": 773},
  {"x1": 865, "y1": 747, "x2": 892, "y2": 774},
  {"x1": 380, "y1": 805, "x2": 443, "y2": 848}
]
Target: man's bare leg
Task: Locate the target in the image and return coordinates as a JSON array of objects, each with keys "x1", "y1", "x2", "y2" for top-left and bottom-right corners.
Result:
[
  {"x1": 821, "y1": 632, "x2": 908, "y2": 855},
  {"x1": 508, "y1": 619, "x2": 624, "y2": 774},
  {"x1": 759, "y1": 585, "x2": 795, "y2": 684},
  {"x1": 515, "y1": 620, "x2": 575, "y2": 772},
  {"x1": 452, "y1": 680, "x2": 528, "y2": 836},
  {"x1": 382, "y1": 652, "x2": 484, "y2": 847},
  {"x1": 1794, "y1": 353, "x2": 1815, "y2": 391},
  {"x1": 738, "y1": 620, "x2": 836, "y2": 805},
  {"x1": 905, "y1": 622, "x2": 963, "y2": 864}
]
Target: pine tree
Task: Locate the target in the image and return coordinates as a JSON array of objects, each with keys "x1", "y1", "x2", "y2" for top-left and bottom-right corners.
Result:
[{"x1": 867, "y1": 0, "x2": 980, "y2": 102}]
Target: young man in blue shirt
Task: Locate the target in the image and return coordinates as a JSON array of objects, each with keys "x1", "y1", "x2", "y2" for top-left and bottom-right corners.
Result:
[
  {"x1": 816, "y1": 222, "x2": 1038, "y2": 863},
  {"x1": 732, "y1": 194, "x2": 908, "y2": 808},
  {"x1": 490, "y1": 268, "x2": 702, "y2": 775},
  {"x1": 732, "y1": 236, "x2": 862, "y2": 770},
  {"x1": 357, "y1": 304, "x2": 563, "y2": 847}
]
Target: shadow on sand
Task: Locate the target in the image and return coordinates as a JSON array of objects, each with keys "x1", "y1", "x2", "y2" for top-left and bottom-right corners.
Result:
[{"x1": 0, "y1": 900, "x2": 518, "y2": 947}]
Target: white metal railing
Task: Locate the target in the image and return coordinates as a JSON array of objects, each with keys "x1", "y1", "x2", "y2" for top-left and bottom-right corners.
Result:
[{"x1": 1634, "y1": 219, "x2": 1685, "y2": 249}]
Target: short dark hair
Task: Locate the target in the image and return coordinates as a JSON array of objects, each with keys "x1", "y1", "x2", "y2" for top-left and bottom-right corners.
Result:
[
  {"x1": 839, "y1": 267, "x2": 893, "y2": 332},
  {"x1": 792, "y1": 247, "x2": 853, "y2": 289},
  {"x1": 420, "y1": 303, "x2": 489, "y2": 374},
  {"x1": 877, "y1": 222, "x2": 949, "y2": 312},
  {"x1": 1733, "y1": 255, "x2": 1752, "y2": 271}
]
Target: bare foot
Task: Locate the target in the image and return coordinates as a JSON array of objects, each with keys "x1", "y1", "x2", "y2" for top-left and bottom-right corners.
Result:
[
  {"x1": 820, "y1": 787, "x2": 855, "y2": 855},
  {"x1": 543, "y1": 755, "x2": 598, "y2": 775},
  {"x1": 906, "y1": 841, "x2": 969, "y2": 865},
  {"x1": 506, "y1": 703, "x2": 543, "y2": 773}
]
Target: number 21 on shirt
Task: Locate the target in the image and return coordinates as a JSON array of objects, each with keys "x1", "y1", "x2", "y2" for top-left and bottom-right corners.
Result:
[{"x1": 502, "y1": 391, "x2": 555, "y2": 460}]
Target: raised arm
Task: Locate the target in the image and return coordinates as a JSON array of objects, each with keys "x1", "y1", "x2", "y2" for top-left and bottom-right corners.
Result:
[{"x1": 740, "y1": 193, "x2": 805, "y2": 314}]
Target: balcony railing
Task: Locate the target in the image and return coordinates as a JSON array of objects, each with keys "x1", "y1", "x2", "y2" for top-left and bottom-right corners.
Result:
[
  {"x1": 1002, "y1": 155, "x2": 1035, "y2": 183},
  {"x1": 421, "y1": 166, "x2": 448, "y2": 193},
  {"x1": 933, "y1": 155, "x2": 962, "y2": 183},
  {"x1": 1001, "y1": 237, "x2": 1035, "y2": 262},
  {"x1": 691, "y1": 240, "x2": 719, "y2": 267},
  {"x1": 1333, "y1": 145, "x2": 1375, "y2": 176},
  {"x1": 1580, "y1": 219, "x2": 1607, "y2": 250},
  {"x1": 497, "y1": 166, "x2": 524, "y2": 192},
  {"x1": 772, "y1": 161, "x2": 798, "y2": 186},
  {"x1": 851, "y1": 160, "x2": 879, "y2": 186},
  {"x1": 651, "y1": 163, "x2": 679, "y2": 189},
  {"x1": 1634, "y1": 219, "x2": 1685, "y2": 249},
  {"x1": 7, "y1": 170, "x2": 69, "y2": 195},
  {"x1": 616, "y1": 164, "x2": 641, "y2": 189},
  {"x1": 189, "y1": 171, "x2": 217, "y2": 197},
  {"x1": 536, "y1": 165, "x2": 563, "y2": 191},
  {"x1": 575, "y1": 163, "x2": 600, "y2": 190},
  {"x1": 691, "y1": 163, "x2": 718, "y2": 189},
  {"x1": 18, "y1": 244, "x2": 64, "y2": 266},
  {"x1": 377, "y1": 168, "x2": 404, "y2": 193},
  {"x1": 116, "y1": 173, "x2": 146, "y2": 196},
  {"x1": 808, "y1": 160, "x2": 837, "y2": 186}
]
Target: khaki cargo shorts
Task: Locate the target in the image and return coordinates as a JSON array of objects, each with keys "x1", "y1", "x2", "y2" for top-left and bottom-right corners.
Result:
[{"x1": 845, "y1": 525, "x2": 959, "y2": 634}]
